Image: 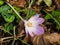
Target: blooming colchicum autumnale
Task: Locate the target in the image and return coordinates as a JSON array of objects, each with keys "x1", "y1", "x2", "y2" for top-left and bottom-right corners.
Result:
[{"x1": 24, "y1": 14, "x2": 45, "y2": 37}]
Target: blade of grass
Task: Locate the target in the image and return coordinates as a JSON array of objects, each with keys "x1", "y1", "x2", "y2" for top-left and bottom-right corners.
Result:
[
  {"x1": 2, "y1": 28, "x2": 12, "y2": 35},
  {"x1": 19, "y1": 39, "x2": 30, "y2": 45},
  {"x1": 11, "y1": 26, "x2": 16, "y2": 45},
  {"x1": 26, "y1": 0, "x2": 34, "y2": 19},
  {"x1": 44, "y1": 10, "x2": 60, "y2": 27},
  {"x1": 6, "y1": 2, "x2": 24, "y2": 21},
  {"x1": 28, "y1": 0, "x2": 34, "y2": 8}
]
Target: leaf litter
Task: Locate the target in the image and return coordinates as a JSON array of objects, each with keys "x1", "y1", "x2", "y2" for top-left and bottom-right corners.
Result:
[{"x1": 0, "y1": 0, "x2": 60, "y2": 45}]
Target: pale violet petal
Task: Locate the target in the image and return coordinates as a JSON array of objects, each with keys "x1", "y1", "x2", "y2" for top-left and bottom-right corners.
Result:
[
  {"x1": 34, "y1": 18, "x2": 45, "y2": 24},
  {"x1": 26, "y1": 26, "x2": 44, "y2": 36},
  {"x1": 33, "y1": 26, "x2": 44, "y2": 35},
  {"x1": 29, "y1": 14, "x2": 40, "y2": 21},
  {"x1": 28, "y1": 18, "x2": 44, "y2": 27},
  {"x1": 23, "y1": 20, "x2": 27, "y2": 26},
  {"x1": 25, "y1": 27, "x2": 34, "y2": 37},
  {"x1": 25, "y1": 28, "x2": 28, "y2": 34},
  {"x1": 28, "y1": 30, "x2": 34, "y2": 37}
]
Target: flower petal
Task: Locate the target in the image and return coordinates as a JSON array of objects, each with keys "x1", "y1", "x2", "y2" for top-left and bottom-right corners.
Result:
[
  {"x1": 24, "y1": 20, "x2": 27, "y2": 25},
  {"x1": 35, "y1": 18, "x2": 45, "y2": 24},
  {"x1": 25, "y1": 28, "x2": 28, "y2": 34},
  {"x1": 27, "y1": 26, "x2": 44, "y2": 36},
  {"x1": 29, "y1": 14, "x2": 40, "y2": 21},
  {"x1": 28, "y1": 30, "x2": 34, "y2": 37},
  {"x1": 25, "y1": 27, "x2": 34, "y2": 37},
  {"x1": 28, "y1": 18, "x2": 44, "y2": 27},
  {"x1": 32, "y1": 26, "x2": 44, "y2": 35},
  {"x1": 28, "y1": 14, "x2": 44, "y2": 26},
  {"x1": 24, "y1": 20, "x2": 28, "y2": 33}
]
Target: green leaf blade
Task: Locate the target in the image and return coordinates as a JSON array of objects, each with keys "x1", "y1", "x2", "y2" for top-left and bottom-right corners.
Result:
[{"x1": 44, "y1": 0, "x2": 52, "y2": 7}]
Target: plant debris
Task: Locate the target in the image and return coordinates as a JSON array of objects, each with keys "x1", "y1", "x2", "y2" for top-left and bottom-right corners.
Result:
[{"x1": 0, "y1": 0, "x2": 60, "y2": 45}]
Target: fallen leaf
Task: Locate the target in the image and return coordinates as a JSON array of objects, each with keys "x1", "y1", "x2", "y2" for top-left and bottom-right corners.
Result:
[
  {"x1": 53, "y1": 0, "x2": 60, "y2": 8},
  {"x1": 43, "y1": 33, "x2": 60, "y2": 44},
  {"x1": 6, "y1": 0, "x2": 28, "y2": 8}
]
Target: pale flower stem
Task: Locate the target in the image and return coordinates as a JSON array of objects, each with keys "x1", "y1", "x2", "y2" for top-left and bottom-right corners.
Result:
[
  {"x1": 28, "y1": 0, "x2": 34, "y2": 8},
  {"x1": 6, "y1": 2, "x2": 24, "y2": 21},
  {"x1": 26, "y1": 0, "x2": 34, "y2": 19},
  {"x1": 11, "y1": 26, "x2": 16, "y2": 45},
  {"x1": 11, "y1": 40, "x2": 15, "y2": 45},
  {"x1": 13, "y1": 26, "x2": 16, "y2": 40}
]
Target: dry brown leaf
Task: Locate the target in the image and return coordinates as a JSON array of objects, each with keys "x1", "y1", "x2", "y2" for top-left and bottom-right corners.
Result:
[
  {"x1": 32, "y1": 36, "x2": 38, "y2": 45},
  {"x1": 45, "y1": 5, "x2": 56, "y2": 12},
  {"x1": 30, "y1": 33, "x2": 60, "y2": 45},
  {"x1": 23, "y1": 34, "x2": 28, "y2": 43},
  {"x1": 31, "y1": 4, "x2": 42, "y2": 13},
  {"x1": 43, "y1": 33, "x2": 60, "y2": 44},
  {"x1": 53, "y1": 0, "x2": 60, "y2": 8},
  {"x1": 6, "y1": 0, "x2": 28, "y2": 8},
  {"x1": 31, "y1": 35, "x2": 49, "y2": 45},
  {"x1": 17, "y1": 21, "x2": 24, "y2": 34}
]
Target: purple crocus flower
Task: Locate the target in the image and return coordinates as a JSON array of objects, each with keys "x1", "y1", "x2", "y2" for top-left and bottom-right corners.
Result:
[{"x1": 24, "y1": 14, "x2": 45, "y2": 37}]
